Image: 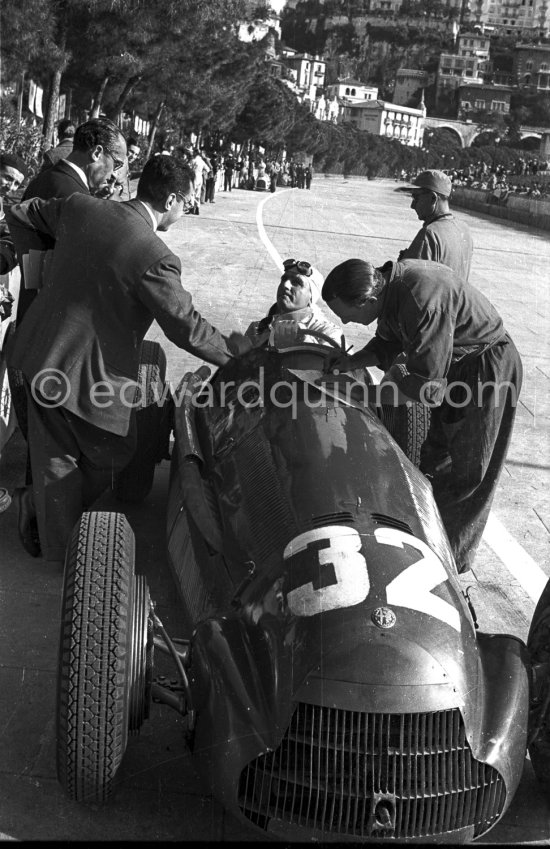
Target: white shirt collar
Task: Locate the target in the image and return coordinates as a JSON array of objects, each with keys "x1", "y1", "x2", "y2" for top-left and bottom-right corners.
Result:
[
  {"x1": 138, "y1": 200, "x2": 158, "y2": 231},
  {"x1": 64, "y1": 159, "x2": 88, "y2": 188}
]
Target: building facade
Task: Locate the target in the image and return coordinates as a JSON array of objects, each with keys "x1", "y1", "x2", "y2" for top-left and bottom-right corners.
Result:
[
  {"x1": 469, "y1": 0, "x2": 550, "y2": 36},
  {"x1": 437, "y1": 50, "x2": 489, "y2": 104},
  {"x1": 457, "y1": 31, "x2": 491, "y2": 59},
  {"x1": 513, "y1": 42, "x2": 550, "y2": 91},
  {"x1": 393, "y1": 69, "x2": 429, "y2": 106},
  {"x1": 457, "y1": 82, "x2": 513, "y2": 116},
  {"x1": 340, "y1": 100, "x2": 426, "y2": 147},
  {"x1": 325, "y1": 79, "x2": 379, "y2": 101},
  {"x1": 282, "y1": 52, "x2": 326, "y2": 91}
]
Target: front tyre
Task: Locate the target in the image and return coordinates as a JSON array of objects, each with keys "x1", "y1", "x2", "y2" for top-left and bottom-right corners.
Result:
[
  {"x1": 56, "y1": 511, "x2": 152, "y2": 803},
  {"x1": 527, "y1": 580, "x2": 550, "y2": 788},
  {"x1": 379, "y1": 402, "x2": 431, "y2": 468}
]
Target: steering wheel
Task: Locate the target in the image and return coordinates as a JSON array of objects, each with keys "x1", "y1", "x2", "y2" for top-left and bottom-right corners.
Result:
[
  {"x1": 267, "y1": 325, "x2": 347, "y2": 352},
  {"x1": 297, "y1": 328, "x2": 346, "y2": 350}
]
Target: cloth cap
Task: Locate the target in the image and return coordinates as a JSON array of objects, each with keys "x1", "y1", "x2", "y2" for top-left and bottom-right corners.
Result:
[
  {"x1": 308, "y1": 267, "x2": 324, "y2": 304},
  {"x1": 0, "y1": 153, "x2": 27, "y2": 179},
  {"x1": 410, "y1": 169, "x2": 452, "y2": 197}
]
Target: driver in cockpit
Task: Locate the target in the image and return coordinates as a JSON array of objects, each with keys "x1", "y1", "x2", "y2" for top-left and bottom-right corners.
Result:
[{"x1": 246, "y1": 258, "x2": 343, "y2": 349}]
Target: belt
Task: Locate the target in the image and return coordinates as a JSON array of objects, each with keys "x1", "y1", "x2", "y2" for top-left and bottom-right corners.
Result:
[{"x1": 451, "y1": 332, "x2": 506, "y2": 365}]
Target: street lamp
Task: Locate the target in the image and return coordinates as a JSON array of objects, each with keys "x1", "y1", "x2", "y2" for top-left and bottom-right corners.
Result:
[{"x1": 493, "y1": 135, "x2": 501, "y2": 169}]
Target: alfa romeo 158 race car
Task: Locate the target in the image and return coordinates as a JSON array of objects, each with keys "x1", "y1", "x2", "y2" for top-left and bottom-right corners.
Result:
[{"x1": 56, "y1": 338, "x2": 550, "y2": 842}]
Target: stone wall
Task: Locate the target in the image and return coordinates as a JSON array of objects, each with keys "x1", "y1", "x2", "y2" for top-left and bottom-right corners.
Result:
[{"x1": 451, "y1": 185, "x2": 550, "y2": 231}]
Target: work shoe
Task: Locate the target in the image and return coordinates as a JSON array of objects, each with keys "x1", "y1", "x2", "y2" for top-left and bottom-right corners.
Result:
[{"x1": 12, "y1": 486, "x2": 41, "y2": 557}]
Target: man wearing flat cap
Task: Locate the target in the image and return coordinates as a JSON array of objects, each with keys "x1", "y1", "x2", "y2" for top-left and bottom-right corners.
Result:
[{"x1": 398, "y1": 169, "x2": 473, "y2": 282}]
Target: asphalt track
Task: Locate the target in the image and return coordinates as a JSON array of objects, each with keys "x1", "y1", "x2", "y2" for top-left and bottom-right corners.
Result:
[{"x1": 0, "y1": 176, "x2": 549, "y2": 841}]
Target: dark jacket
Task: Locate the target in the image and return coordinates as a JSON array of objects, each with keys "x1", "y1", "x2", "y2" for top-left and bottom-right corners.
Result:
[
  {"x1": 7, "y1": 194, "x2": 233, "y2": 435},
  {"x1": 365, "y1": 259, "x2": 504, "y2": 405},
  {"x1": 16, "y1": 159, "x2": 90, "y2": 322},
  {"x1": 398, "y1": 213, "x2": 473, "y2": 282},
  {"x1": 40, "y1": 138, "x2": 74, "y2": 171},
  {"x1": 23, "y1": 158, "x2": 88, "y2": 202}
]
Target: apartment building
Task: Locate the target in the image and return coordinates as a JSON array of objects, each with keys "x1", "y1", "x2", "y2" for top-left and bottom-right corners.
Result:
[
  {"x1": 513, "y1": 41, "x2": 550, "y2": 91},
  {"x1": 325, "y1": 80, "x2": 379, "y2": 102},
  {"x1": 469, "y1": 0, "x2": 549, "y2": 36},
  {"x1": 282, "y1": 52, "x2": 327, "y2": 91},
  {"x1": 458, "y1": 82, "x2": 513, "y2": 115},
  {"x1": 340, "y1": 99, "x2": 425, "y2": 147}
]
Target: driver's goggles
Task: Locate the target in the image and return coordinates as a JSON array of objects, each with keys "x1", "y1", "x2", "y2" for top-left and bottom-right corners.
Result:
[{"x1": 282, "y1": 258, "x2": 313, "y2": 276}]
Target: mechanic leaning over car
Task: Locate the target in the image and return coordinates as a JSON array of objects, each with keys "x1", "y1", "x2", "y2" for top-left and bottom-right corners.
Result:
[
  {"x1": 6, "y1": 155, "x2": 252, "y2": 564},
  {"x1": 396, "y1": 169, "x2": 474, "y2": 283},
  {"x1": 322, "y1": 257, "x2": 522, "y2": 576}
]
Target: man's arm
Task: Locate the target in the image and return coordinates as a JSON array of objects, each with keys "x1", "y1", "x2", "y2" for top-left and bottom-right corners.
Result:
[
  {"x1": 6, "y1": 196, "x2": 65, "y2": 239},
  {"x1": 385, "y1": 304, "x2": 452, "y2": 406},
  {"x1": 398, "y1": 228, "x2": 439, "y2": 263},
  {"x1": 136, "y1": 256, "x2": 236, "y2": 367},
  {"x1": 5, "y1": 197, "x2": 63, "y2": 290},
  {"x1": 0, "y1": 218, "x2": 17, "y2": 276}
]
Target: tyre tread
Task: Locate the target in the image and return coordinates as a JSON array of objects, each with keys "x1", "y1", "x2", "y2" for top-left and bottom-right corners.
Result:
[{"x1": 57, "y1": 511, "x2": 135, "y2": 803}]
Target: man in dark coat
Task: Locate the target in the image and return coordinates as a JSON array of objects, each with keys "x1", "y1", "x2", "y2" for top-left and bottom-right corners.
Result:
[
  {"x1": 18, "y1": 117, "x2": 127, "y2": 322},
  {"x1": 40, "y1": 118, "x2": 76, "y2": 170},
  {"x1": 7, "y1": 155, "x2": 250, "y2": 563},
  {"x1": 24, "y1": 116, "x2": 125, "y2": 204}
]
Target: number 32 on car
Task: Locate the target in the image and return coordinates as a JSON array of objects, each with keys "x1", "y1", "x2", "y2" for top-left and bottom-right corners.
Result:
[{"x1": 283, "y1": 525, "x2": 461, "y2": 632}]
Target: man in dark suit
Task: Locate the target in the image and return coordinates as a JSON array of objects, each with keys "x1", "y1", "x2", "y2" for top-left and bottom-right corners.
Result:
[
  {"x1": 18, "y1": 117, "x2": 127, "y2": 322},
  {"x1": 40, "y1": 118, "x2": 76, "y2": 171},
  {"x1": 7, "y1": 155, "x2": 250, "y2": 563},
  {"x1": 24, "y1": 116, "x2": 126, "y2": 203},
  {"x1": 9, "y1": 118, "x2": 128, "y2": 527}
]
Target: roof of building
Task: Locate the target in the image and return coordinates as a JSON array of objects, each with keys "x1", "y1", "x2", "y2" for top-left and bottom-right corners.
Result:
[
  {"x1": 285, "y1": 52, "x2": 326, "y2": 63},
  {"x1": 396, "y1": 69, "x2": 429, "y2": 77},
  {"x1": 515, "y1": 42, "x2": 550, "y2": 52},
  {"x1": 458, "y1": 82, "x2": 514, "y2": 92},
  {"x1": 332, "y1": 78, "x2": 371, "y2": 86},
  {"x1": 346, "y1": 99, "x2": 424, "y2": 115}
]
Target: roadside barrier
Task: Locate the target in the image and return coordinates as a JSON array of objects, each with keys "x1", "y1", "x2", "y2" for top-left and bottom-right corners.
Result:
[{"x1": 451, "y1": 185, "x2": 550, "y2": 231}]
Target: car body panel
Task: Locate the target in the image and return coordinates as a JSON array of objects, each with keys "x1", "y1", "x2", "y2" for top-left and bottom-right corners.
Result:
[{"x1": 165, "y1": 346, "x2": 531, "y2": 841}]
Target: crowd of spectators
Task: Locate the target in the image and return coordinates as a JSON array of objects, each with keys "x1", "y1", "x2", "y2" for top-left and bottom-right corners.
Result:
[
  {"x1": 154, "y1": 146, "x2": 313, "y2": 208},
  {"x1": 400, "y1": 155, "x2": 550, "y2": 204}
]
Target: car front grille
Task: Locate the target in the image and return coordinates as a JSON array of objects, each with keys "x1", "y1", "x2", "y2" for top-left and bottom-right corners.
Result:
[{"x1": 238, "y1": 703, "x2": 506, "y2": 840}]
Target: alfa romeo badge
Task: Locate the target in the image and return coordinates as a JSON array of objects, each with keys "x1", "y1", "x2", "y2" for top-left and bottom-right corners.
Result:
[{"x1": 372, "y1": 607, "x2": 397, "y2": 629}]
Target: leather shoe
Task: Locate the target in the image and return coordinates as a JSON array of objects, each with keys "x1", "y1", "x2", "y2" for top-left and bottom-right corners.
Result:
[{"x1": 12, "y1": 487, "x2": 41, "y2": 557}]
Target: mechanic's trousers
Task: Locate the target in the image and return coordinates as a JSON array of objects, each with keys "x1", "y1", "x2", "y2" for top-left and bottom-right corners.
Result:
[
  {"x1": 25, "y1": 383, "x2": 136, "y2": 562},
  {"x1": 421, "y1": 333, "x2": 522, "y2": 573}
]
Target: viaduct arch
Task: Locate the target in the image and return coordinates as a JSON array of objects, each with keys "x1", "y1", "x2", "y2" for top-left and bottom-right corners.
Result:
[{"x1": 423, "y1": 116, "x2": 550, "y2": 155}]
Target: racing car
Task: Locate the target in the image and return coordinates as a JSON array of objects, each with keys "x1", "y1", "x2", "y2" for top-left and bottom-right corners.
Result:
[{"x1": 55, "y1": 337, "x2": 550, "y2": 842}]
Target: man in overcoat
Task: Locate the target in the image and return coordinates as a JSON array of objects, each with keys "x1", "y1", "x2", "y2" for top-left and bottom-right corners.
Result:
[{"x1": 7, "y1": 155, "x2": 249, "y2": 562}]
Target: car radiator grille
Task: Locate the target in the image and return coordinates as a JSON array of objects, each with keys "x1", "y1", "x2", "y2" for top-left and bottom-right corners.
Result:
[{"x1": 238, "y1": 703, "x2": 506, "y2": 840}]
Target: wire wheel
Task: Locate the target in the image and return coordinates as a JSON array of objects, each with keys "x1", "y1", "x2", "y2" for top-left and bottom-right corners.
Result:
[
  {"x1": 56, "y1": 511, "x2": 152, "y2": 803},
  {"x1": 128, "y1": 573, "x2": 153, "y2": 734}
]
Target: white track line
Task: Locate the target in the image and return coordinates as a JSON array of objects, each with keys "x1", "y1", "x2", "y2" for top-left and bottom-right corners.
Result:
[
  {"x1": 483, "y1": 515, "x2": 547, "y2": 603},
  {"x1": 255, "y1": 193, "x2": 549, "y2": 606},
  {"x1": 256, "y1": 189, "x2": 292, "y2": 273}
]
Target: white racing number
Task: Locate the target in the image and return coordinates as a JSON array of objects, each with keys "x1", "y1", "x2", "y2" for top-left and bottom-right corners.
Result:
[
  {"x1": 378, "y1": 527, "x2": 460, "y2": 632},
  {"x1": 284, "y1": 526, "x2": 370, "y2": 617},
  {"x1": 283, "y1": 525, "x2": 460, "y2": 632}
]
